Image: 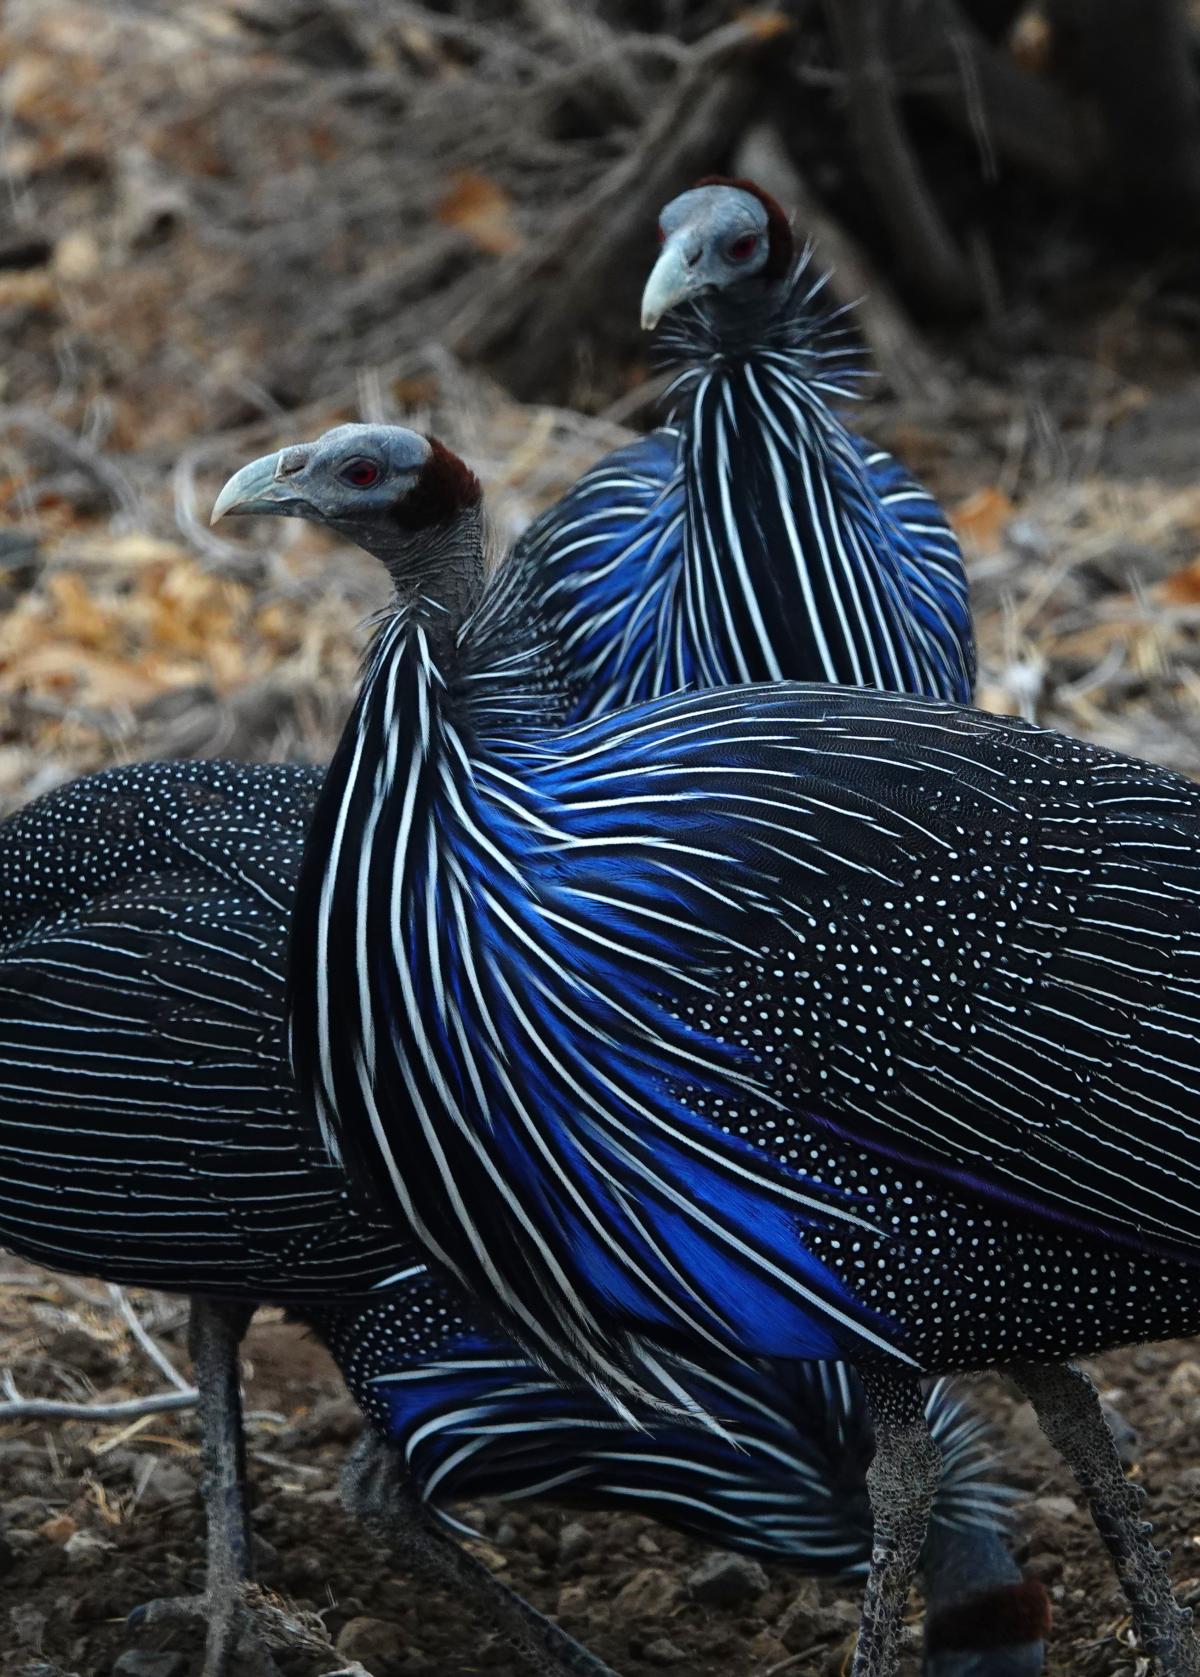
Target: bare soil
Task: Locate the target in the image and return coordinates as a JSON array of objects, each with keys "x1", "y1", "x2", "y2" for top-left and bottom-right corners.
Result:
[{"x1": 1, "y1": 1270, "x2": 1198, "y2": 1677}]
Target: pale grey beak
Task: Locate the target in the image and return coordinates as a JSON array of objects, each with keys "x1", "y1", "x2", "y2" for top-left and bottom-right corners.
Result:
[
  {"x1": 641, "y1": 236, "x2": 699, "y2": 331},
  {"x1": 211, "y1": 448, "x2": 308, "y2": 524}
]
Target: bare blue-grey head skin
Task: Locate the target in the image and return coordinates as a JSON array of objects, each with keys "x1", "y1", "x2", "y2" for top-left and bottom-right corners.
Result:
[
  {"x1": 211, "y1": 423, "x2": 432, "y2": 540},
  {"x1": 641, "y1": 184, "x2": 776, "y2": 329},
  {"x1": 211, "y1": 421, "x2": 485, "y2": 613}
]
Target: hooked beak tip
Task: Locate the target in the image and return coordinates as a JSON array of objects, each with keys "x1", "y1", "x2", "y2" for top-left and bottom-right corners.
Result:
[
  {"x1": 210, "y1": 450, "x2": 291, "y2": 526},
  {"x1": 640, "y1": 239, "x2": 693, "y2": 335}
]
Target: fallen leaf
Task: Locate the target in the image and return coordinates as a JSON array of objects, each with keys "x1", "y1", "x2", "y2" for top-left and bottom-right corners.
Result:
[
  {"x1": 1011, "y1": 10, "x2": 1053, "y2": 76},
  {"x1": 436, "y1": 171, "x2": 521, "y2": 257},
  {"x1": 734, "y1": 9, "x2": 792, "y2": 42},
  {"x1": 38, "y1": 1513, "x2": 77, "y2": 1545},
  {"x1": 951, "y1": 486, "x2": 1015, "y2": 552},
  {"x1": 1159, "y1": 556, "x2": 1200, "y2": 605}
]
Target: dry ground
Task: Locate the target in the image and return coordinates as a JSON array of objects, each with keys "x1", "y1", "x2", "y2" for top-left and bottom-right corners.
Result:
[{"x1": 3, "y1": 1269, "x2": 1200, "y2": 1677}]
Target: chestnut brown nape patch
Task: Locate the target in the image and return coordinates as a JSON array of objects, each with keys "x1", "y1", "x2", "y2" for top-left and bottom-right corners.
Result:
[
  {"x1": 391, "y1": 437, "x2": 483, "y2": 531},
  {"x1": 924, "y1": 1579, "x2": 1052, "y2": 1655},
  {"x1": 694, "y1": 174, "x2": 794, "y2": 279}
]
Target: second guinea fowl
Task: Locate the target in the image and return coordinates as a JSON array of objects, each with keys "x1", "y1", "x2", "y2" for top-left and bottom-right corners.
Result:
[
  {"x1": 213, "y1": 422, "x2": 1200, "y2": 1677},
  {"x1": 473, "y1": 175, "x2": 973, "y2": 727}
]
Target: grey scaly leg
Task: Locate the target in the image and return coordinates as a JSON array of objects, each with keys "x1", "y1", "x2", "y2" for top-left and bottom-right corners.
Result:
[
  {"x1": 134, "y1": 1299, "x2": 280, "y2": 1677},
  {"x1": 190, "y1": 1299, "x2": 258, "y2": 1675},
  {"x1": 342, "y1": 1432, "x2": 622, "y2": 1677},
  {"x1": 1013, "y1": 1361, "x2": 1200, "y2": 1677},
  {"x1": 851, "y1": 1363, "x2": 943, "y2": 1677}
]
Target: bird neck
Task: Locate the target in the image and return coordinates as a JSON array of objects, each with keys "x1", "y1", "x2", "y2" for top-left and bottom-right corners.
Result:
[
  {"x1": 658, "y1": 269, "x2": 969, "y2": 700},
  {"x1": 345, "y1": 505, "x2": 487, "y2": 672}
]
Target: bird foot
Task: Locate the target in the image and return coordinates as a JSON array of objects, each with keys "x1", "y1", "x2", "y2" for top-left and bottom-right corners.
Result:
[{"x1": 129, "y1": 1584, "x2": 283, "y2": 1677}]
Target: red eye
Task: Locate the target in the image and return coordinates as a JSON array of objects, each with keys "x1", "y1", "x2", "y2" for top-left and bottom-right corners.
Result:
[
  {"x1": 341, "y1": 458, "x2": 380, "y2": 488},
  {"x1": 728, "y1": 233, "x2": 759, "y2": 262}
]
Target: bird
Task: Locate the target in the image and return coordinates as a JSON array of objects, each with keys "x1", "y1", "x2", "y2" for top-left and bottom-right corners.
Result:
[
  {"x1": 305, "y1": 1276, "x2": 1048, "y2": 1675},
  {"x1": 472, "y1": 176, "x2": 973, "y2": 728},
  {"x1": 0, "y1": 757, "x2": 423, "y2": 1674},
  {"x1": 212, "y1": 421, "x2": 1200, "y2": 1677},
  {"x1": 0, "y1": 759, "x2": 620, "y2": 1677}
]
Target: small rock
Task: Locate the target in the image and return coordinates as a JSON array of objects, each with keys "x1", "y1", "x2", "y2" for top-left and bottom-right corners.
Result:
[
  {"x1": 62, "y1": 1530, "x2": 111, "y2": 1567},
  {"x1": 636, "y1": 1532, "x2": 660, "y2": 1555},
  {"x1": 136, "y1": 1460, "x2": 195, "y2": 1509},
  {"x1": 781, "y1": 1592, "x2": 861, "y2": 1650},
  {"x1": 1024, "y1": 1551, "x2": 1065, "y2": 1584},
  {"x1": 526, "y1": 1521, "x2": 557, "y2": 1563},
  {"x1": 493, "y1": 1519, "x2": 519, "y2": 1546},
  {"x1": 559, "y1": 1521, "x2": 592, "y2": 1564},
  {"x1": 613, "y1": 1568, "x2": 681, "y2": 1621},
  {"x1": 746, "y1": 1629, "x2": 789, "y2": 1666},
  {"x1": 643, "y1": 1638, "x2": 686, "y2": 1666},
  {"x1": 335, "y1": 1616, "x2": 404, "y2": 1675},
  {"x1": 686, "y1": 1550, "x2": 769, "y2": 1609},
  {"x1": 1028, "y1": 1493, "x2": 1078, "y2": 1523},
  {"x1": 111, "y1": 1654, "x2": 187, "y2": 1677},
  {"x1": 1167, "y1": 1360, "x2": 1200, "y2": 1399},
  {"x1": 777, "y1": 1579, "x2": 823, "y2": 1652},
  {"x1": 556, "y1": 1583, "x2": 590, "y2": 1625},
  {"x1": 10, "y1": 1603, "x2": 46, "y2": 1650}
]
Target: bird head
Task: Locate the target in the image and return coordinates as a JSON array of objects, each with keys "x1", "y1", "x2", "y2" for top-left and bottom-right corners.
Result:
[
  {"x1": 211, "y1": 423, "x2": 482, "y2": 569},
  {"x1": 641, "y1": 177, "x2": 794, "y2": 330}
]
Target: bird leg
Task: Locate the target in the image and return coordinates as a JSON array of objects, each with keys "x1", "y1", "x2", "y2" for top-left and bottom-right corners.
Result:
[
  {"x1": 132, "y1": 1298, "x2": 280, "y2": 1677},
  {"x1": 1012, "y1": 1360, "x2": 1200, "y2": 1677},
  {"x1": 851, "y1": 1363, "x2": 943, "y2": 1677},
  {"x1": 342, "y1": 1432, "x2": 622, "y2": 1677}
]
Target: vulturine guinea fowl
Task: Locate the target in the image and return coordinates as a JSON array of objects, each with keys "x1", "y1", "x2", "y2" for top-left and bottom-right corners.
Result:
[
  {"x1": 0, "y1": 732, "x2": 1033, "y2": 1677},
  {"x1": 0, "y1": 761, "x2": 428, "y2": 1676},
  {"x1": 0, "y1": 203, "x2": 981, "y2": 1675},
  {"x1": 0, "y1": 762, "x2": 651, "y2": 1677},
  {"x1": 475, "y1": 177, "x2": 973, "y2": 725},
  {"x1": 213, "y1": 423, "x2": 1200, "y2": 1677},
  {"x1": 305, "y1": 1282, "x2": 1048, "y2": 1675}
]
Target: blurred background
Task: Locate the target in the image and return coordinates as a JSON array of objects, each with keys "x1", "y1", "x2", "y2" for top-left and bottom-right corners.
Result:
[
  {"x1": 1, "y1": 0, "x2": 1200, "y2": 808},
  {"x1": 1, "y1": 2, "x2": 1199, "y2": 1673}
]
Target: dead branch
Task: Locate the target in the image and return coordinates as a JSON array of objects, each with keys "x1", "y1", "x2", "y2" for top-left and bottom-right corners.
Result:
[
  {"x1": 451, "y1": 16, "x2": 776, "y2": 397},
  {"x1": 0, "y1": 1370, "x2": 198, "y2": 1423},
  {"x1": 107, "y1": 1285, "x2": 192, "y2": 1394},
  {"x1": 888, "y1": 0, "x2": 1092, "y2": 190},
  {"x1": 1046, "y1": 0, "x2": 1200, "y2": 223},
  {"x1": 824, "y1": 0, "x2": 976, "y2": 315},
  {"x1": 0, "y1": 408, "x2": 143, "y2": 527}
]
